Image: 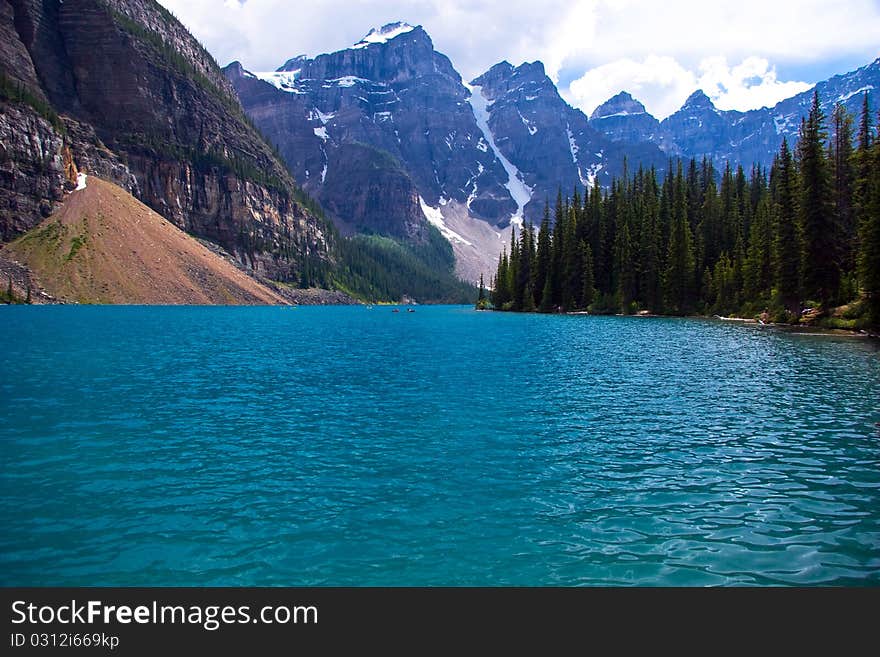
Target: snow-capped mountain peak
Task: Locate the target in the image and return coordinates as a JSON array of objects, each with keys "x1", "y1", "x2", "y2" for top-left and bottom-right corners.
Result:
[{"x1": 353, "y1": 22, "x2": 417, "y2": 48}]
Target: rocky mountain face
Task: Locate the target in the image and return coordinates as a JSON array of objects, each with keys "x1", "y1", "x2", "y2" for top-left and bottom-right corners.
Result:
[
  {"x1": 591, "y1": 58, "x2": 880, "y2": 171},
  {"x1": 0, "y1": 0, "x2": 331, "y2": 281},
  {"x1": 227, "y1": 23, "x2": 667, "y2": 280},
  {"x1": 226, "y1": 23, "x2": 530, "y2": 281},
  {"x1": 470, "y1": 61, "x2": 666, "y2": 224},
  {"x1": 225, "y1": 23, "x2": 516, "y2": 238},
  {"x1": 590, "y1": 91, "x2": 676, "y2": 153}
]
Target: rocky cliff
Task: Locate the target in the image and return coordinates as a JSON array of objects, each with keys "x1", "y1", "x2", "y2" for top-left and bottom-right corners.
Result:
[{"x1": 0, "y1": 0, "x2": 332, "y2": 281}]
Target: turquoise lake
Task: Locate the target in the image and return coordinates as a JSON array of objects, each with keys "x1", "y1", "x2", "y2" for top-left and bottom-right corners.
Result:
[{"x1": 1, "y1": 305, "x2": 878, "y2": 585}]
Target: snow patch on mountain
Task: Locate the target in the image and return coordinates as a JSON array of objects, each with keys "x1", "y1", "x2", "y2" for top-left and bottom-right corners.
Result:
[
  {"x1": 518, "y1": 110, "x2": 538, "y2": 135},
  {"x1": 254, "y1": 70, "x2": 304, "y2": 93},
  {"x1": 315, "y1": 110, "x2": 335, "y2": 124},
  {"x1": 466, "y1": 83, "x2": 533, "y2": 227},
  {"x1": 324, "y1": 76, "x2": 370, "y2": 88},
  {"x1": 837, "y1": 85, "x2": 875, "y2": 103},
  {"x1": 353, "y1": 22, "x2": 416, "y2": 49},
  {"x1": 566, "y1": 126, "x2": 590, "y2": 187},
  {"x1": 420, "y1": 197, "x2": 472, "y2": 246},
  {"x1": 566, "y1": 125, "x2": 579, "y2": 165}
]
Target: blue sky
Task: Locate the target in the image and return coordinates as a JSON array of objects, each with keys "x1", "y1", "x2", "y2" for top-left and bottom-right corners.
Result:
[{"x1": 158, "y1": 0, "x2": 880, "y2": 119}]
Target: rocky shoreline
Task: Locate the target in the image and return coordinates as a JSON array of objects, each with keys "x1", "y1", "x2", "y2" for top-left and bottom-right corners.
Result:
[{"x1": 563, "y1": 308, "x2": 879, "y2": 339}]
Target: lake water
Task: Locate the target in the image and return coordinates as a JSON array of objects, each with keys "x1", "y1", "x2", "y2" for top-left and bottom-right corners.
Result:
[{"x1": 1, "y1": 305, "x2": 878, "y2": 586}]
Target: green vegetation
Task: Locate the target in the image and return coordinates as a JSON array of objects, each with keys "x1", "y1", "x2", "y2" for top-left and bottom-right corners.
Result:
[
  {"x1": 66, "y1": 233, "x2": 87, "y2": 262},
  {"x1": 0, "y1": 73, "x2": 65, "y2": 134},
  {"x1": 475, "y1": 274, "x2": 491, "y2": 309},
  {"x1": 490, "y1": 91, "x2": 879, "y2": 327},
  {"x1": 2, "y1": 275, "x2": 31, "y2": 305},
  {"x1": 117, "y1": 133, "x2": 288, "y2": 194},
  {"x1": 333, "y1": 228, "x2": 476, "y2": 303}
]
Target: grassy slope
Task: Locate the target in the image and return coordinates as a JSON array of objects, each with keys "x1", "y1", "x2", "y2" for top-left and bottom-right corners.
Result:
[{"x1": 2, "y1": 177, "x2": 288, "y2": 305}]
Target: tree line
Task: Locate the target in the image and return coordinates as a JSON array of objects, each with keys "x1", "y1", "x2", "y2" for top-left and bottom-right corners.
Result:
[{"x1": 490, "y1": 92, "x2": 880, "y2": 326}]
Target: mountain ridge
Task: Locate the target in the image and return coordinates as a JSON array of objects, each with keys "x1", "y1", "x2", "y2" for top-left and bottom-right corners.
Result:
[
  {"x1": 227, "y1": 23, "x2": 876, "y2": 281},
  {"x1": 592, "y1": 57, "x2": 879, "y2": 169}
]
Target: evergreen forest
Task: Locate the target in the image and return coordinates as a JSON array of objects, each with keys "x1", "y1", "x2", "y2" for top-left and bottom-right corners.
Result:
[{"x1": 490, "y1": 92, "x2": 880, "y2": 328}]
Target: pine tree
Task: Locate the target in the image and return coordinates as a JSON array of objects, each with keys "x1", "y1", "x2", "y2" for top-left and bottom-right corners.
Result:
[
  {"x1": 743, "y1": 195, "x2": 769, "y2": 303},
  {"x1": 476, "y1": 273, "x2": 486, "y2": 306},
  {"x1": 580, "y1": 240, "x2": 595, "y2": 309},
  {"x1": 686, "y1": 158, "x2": 703, "y2": 233},
  {"x1": 712, "y1": 252, "x2": 737, "y2": 316},
  {"x1": 561, "y1": 209, "x2": 580, "y2": 310},
  {"x1": 662, "y1": 164, "x2": 696, "y2": 315},
  {"x1": 858, "y1": 112, "x2": 880, "y2": 323},
  {"x1": 534, "y1": 202, "x2": 552, "y2": 311},
  {"x1": 698, "y1": 178, "x2": 721, "y2": 272},
  {"x1": 550, "y1": 189, "x2": 566, "y2": 306},
  {"x1": 637, "y1": 168, "x2": 662, "y2": 312},
  {"x1": 5, "y1": 276, "x2": 12, "y2": 303},
  {"x1": 492, "y1": 248, "x2": 510, "y2": 309},
  {"x1": 539, "y1": 275, "x2": 554, "y2": 313},
  {"x1": 853, "y1": 93, "x2": 873, "y2": 293},
  {"x1": 829, "y1": 103, "x2": 856, "y2": 288},
  {"x1": 508, "y1": 229, "x2": 520, "y2": 310},
  {"x1": 614, "y1": 220, "x2": 636, "y2": 311},
  {"x1": 774, "y1": 138, "x2": 800, "y2": 315},
  {"x1": 799, "y1": 91, "x2": 838, "y2": 306}
]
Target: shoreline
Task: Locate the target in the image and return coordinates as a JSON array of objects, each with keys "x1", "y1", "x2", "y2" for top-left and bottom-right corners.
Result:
[{"x1": 555, "y1": 309, "x2": 878, "y2": 339}]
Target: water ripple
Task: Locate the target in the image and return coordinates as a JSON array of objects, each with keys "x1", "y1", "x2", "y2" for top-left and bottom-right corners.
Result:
[{"x1": 1, "y1": 307, "x2": 878, "y2": 585}]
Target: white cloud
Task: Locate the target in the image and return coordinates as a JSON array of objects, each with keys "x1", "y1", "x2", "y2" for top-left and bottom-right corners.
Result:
[
  {"x1": 156, "y1": 0, "x2": 880, "y2": 115},
  {"x1": 568, "y1": 55, "x2": 814, "y2": 119},
  {"x1": 568, "y1": 56, "x2": 695, "y2": 120},
  {"x1": 696, "y1": 57, "x2": 813, "y2": 114}
]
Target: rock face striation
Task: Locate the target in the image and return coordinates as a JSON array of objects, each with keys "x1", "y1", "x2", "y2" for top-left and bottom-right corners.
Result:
[{"x1": 0, "y1": 0, "x2": 332, "y2": 281}]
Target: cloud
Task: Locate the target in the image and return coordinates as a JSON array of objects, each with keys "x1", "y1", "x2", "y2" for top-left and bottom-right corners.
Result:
[
  {"x1": 156, "y1": 0, "x2": 880, "y2": 115},
  {"x1": 568, "y1": 56, "x2": 695, "y2": 120},
  {"x1": 696, "y1": 57, "x2": 813, "y2": 114},
  {"x1": 568, "y1": 55, "x2": 814, "y2": 119}
]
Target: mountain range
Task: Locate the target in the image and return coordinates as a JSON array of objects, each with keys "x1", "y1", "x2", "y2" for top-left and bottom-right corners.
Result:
[
  {"x1": 226, "y1": 22, "x2": 878, "y2": 282},
  {"x1": 1, "y1": 5, "x2": 876, "y2": 298}
]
